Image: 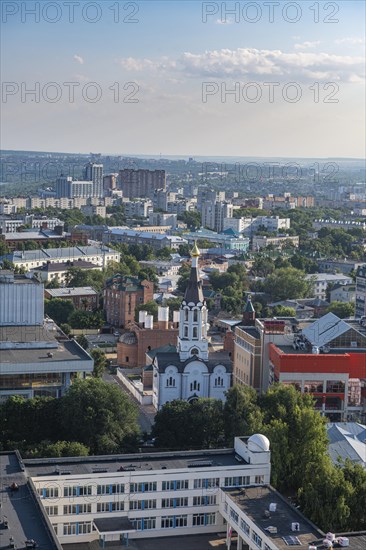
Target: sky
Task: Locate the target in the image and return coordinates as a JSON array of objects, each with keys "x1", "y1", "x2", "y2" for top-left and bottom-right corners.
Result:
[{"x1": 1, "y1": 0, "x2": 365, "y2": 158}]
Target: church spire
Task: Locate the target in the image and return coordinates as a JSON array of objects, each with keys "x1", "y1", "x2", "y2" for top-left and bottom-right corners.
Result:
[
  {"x1": 184, "y1": 242, "x2": 204, "y2": 305},
  {"x1": 243, "y1": 294, "x2": 255, "y2": 325},
  {"x1": 178, "y1": 242, "x2": 208, "y2": 361}
]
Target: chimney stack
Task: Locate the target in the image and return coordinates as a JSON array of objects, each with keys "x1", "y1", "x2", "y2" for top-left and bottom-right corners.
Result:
[
  {"x1": 139, "y1": 310, "x2": 147, "y2": 327},
  {"x1": 158, "y1": 306, "x2": 169, "y2": 330},
  {"x1": 145, "y1": 315, "x2": 154, "y2": 330},
  {"x1": 173, "y1": 310, "x2": 180, "y2": 328}
]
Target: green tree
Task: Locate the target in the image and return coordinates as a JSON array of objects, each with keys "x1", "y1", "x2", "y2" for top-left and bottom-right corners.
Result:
[
  {"x1": 263, "y1": 268, "x2": 314, "y2": 301},
  {"x1": 90, "y1": 349, "x2": 107, "y2": 378},
  {"x1": 152, "y1": 399, "x2": 225, "y2": 450},
  {"x1": 251, "y1": 256, "x2": 275, "y2": 277},
  {"x1": 299, "y1": 458, "x2": 352, "y2": 531},
  {"x1": 135, "y1": 300, "x2": 159, "y2": 322},
  {"x1": 31, "y1": 440, "x2": 89, "y2": 458},
  {"x1": 272, "y1": 305, "x2": 296, "y2": 317},
  {"x1": 223, "y1": 385, "x2": 263, "y2": 446},
  {"x1": 59, "y1": 378, "x2": 140, "y2": 454},
  {"x1": 60, "y1": 323, "x2": 71, "y2": 336},
  {"x1": 44, "y1": 298, "x2": 75, "y2": 325},
  {"x1": 259, "y1": 385, "x2": 328, "y2": 491},
  {"x1": 76, "y1": 334, "x2": 89, "y2": 350},
  {"x1": 326, "y1": 301, "x2": 355, "y2": 319},
  {"x1": 179, "y1": 210, "x2": 201, "y2": 230}
]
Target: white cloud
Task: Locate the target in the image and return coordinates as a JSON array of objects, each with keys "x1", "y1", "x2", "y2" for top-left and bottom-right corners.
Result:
[
  {"x1": 73, "y1": 54, "x2": 84, "y2": 65},
  {"x1": 115, "y1": 48, "x2": 365, "y2": 83},
  {"x1": 117, "y1": 56, "x2": 176, "y2": 72},
  {"x1": 335, "y1": 37, "x2": 366, "y2": 46},
  {"x1": 215, "y1": 18, "x2": 233, "y2": 24},
  {"x1": 294, "y1": 41, "x2": 321, "y2": 50},
  {"x1": 179, "y1": 48, "x2": 365, "y2": 82}
]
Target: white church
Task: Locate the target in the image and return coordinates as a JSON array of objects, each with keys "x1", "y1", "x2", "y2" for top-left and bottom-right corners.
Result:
[{"x1": 152, "y1": 243, "x2": 232, "y2": 409}]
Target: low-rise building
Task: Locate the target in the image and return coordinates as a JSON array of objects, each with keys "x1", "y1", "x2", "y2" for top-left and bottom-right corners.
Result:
[
  {"x1": 317, "y1": 259, "x2": 364, "y2": 275},
  {"x1": 329, "y1": 284, "x2": 356, "y2": 304},
  {"x1": 0, "y1": 245, "x2": 120, "y2": 271},
  {"x1": 44, "y1": 287, "x2": 99, "y2": 311},
  {"x1": 252, "y1": 235, "x2": 299, "y2": 251},
  {"x1": 31, "y1": 260, "x2": 102, "y2": 285},
  {"x1": 105, "y1": 228, "x2": 187, "y2": 250},
  {"x1": 306, "y1": 273, "x2": 353, "y2": 300},
  {"x1": 268, "y1": 313, "x2": 366, "y2": 421},
  {"x1": 104, "y1": 274, "x2": 154, "y2": 329},
  {"x1": 117, "y1": 307, "x2": 179, "y2": 368}
]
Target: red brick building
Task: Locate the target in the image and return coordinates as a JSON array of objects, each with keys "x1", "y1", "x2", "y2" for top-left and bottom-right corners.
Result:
[{"x1": 104, "y1": 274, "x2": 154, "y2": 328}]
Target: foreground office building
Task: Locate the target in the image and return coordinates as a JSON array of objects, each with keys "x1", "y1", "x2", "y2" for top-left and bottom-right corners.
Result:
[{"x1": 26, "y1": 435, "x2": 271, "y2": 546}]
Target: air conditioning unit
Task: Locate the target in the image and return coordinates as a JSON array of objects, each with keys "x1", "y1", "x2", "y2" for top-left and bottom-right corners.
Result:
[
  {"x1": 338, "y1": 538, "x2": 349, "y2": 547},
  {"x1": 269, "y1": 503, "x2": 277, "y2": 512}
]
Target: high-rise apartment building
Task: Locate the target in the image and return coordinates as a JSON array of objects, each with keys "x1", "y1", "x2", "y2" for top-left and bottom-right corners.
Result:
[
  {"x1": 55, "y1": 176, "x2": 93, "y2": 199},
  {"x1": 202, "y1": 201, "x2": 233, "y2": 233},
  {"x1": 85, "y1": 162, "x2": 104, "y2": 197},
  {"x1": 119, "y1": 169, "x2": 166, "y2": 199}
]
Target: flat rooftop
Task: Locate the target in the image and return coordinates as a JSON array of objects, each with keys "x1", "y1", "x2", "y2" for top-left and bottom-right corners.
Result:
[
  {"x1": 24, "y1": 448, "x2": 247, "y2": 478},
  {"x1": 62, "y1": 533, "x2": 229, "y2": 550},
  {"x1": 45, "y1": 287, "x2": 98, "y2": 297},
  {"x1": 223, "y1": 485, "x2": 323, "y2": 550},
  {"x1": 0, "y1": 339, "x2": 92, "y2": 366},
  {"x1": 0, "y1": 452, "x2": 61, "y2": 549}
]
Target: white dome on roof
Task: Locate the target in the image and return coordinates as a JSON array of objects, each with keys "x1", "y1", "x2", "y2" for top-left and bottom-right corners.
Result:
[{"x1": 248, "y1": 434, "x2": 270, "y2": 452}]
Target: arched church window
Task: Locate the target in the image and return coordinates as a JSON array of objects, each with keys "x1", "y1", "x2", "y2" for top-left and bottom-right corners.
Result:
[
  {"x1": 185, "y1": 309, "x2": 189, "y2": 321},
  {"x1": 193, "y1": 327, "x2": 198, "y2": 339},
  {"x1": 193, "y1": 310, "x2": 198, "y2": 322},
  {"x1": 184, "y1": 326, "x2": 188, "y2": 338},
  {"x1": 191, "y1": 348, "x2": 199, "y2": 355}
]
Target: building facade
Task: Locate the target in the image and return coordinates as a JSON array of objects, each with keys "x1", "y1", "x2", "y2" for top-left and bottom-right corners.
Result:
[
  {"x1": 119, "y1": 169, "x2": 166, "y2": 199},
  {"x1": 28, "y1": 435, "x2": 271, "y2": 546},
  {"x1": 44, "y1": 287, "x2": 99, "y2": 311},
  {"x1": 0, "y1": 270, "x2": 93, "y2": 401},
  {"x1": 1, "y1": 245, "x2": 120, "y2": 271},
  {"x1": 356, "y1": 265, "x2": 366, "y2": 318},
  {"x1": 104, "y1": 274, "x2": 154, "y2": 328}
]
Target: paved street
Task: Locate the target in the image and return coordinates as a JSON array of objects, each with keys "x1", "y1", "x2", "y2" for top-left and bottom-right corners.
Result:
[{"x1": 103, "y1": 372, "x2": 155, "y2": 434}]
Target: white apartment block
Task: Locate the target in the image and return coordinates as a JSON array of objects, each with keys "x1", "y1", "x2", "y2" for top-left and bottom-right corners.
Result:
[
  {"x1": 306, "y1": 273, "x2": 353, "y2": 301},
  {"x1": 28, "y1": 435, "x2": 271, "y2": 546},
  {"x1": 3, "y1": 245, "x2": 120, "y2": 271},
  {"x1": 223, "y1": 216, "x2": 290, "y2": 235},
  {"x1": 202, "y1": 201, "x2": 233, "y2": 233}
]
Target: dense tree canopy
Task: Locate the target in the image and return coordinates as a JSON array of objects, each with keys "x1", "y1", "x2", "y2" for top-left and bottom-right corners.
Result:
[{"x1": 263, "y1": 267, "x2": 314, "y2": 301}]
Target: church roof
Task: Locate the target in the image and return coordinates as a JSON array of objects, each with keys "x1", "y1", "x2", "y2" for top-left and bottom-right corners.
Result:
[
  {"x1": 244, "y1": 296, "x2": 255, "y2": 313},
  {"x1": 147, "y1": 343, "x2": 177, "y2": 359},
  {"x1": 184, "y1": 262, "x2": 204, "y2": 304}
]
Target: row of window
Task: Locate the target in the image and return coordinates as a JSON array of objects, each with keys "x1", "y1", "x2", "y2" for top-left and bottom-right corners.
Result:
[
  {"x1": 225, "y1": 503, "x2": 270, "y2": 550},
  {"x1": 46, "y1": 496, "x2": 217, "y2": 516},
  {"x1": 58, "y1": 513, "x2": 217, "y2": 536},
  {"x1": 166, "y1": 377, "x2": 225, "y2": 389},
  {"x1": 132, "y1": 513, "x2": 216, "y2": 531},
  {"x1": 38, "y1": 475, "x2": 257, "y2": 500}
]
